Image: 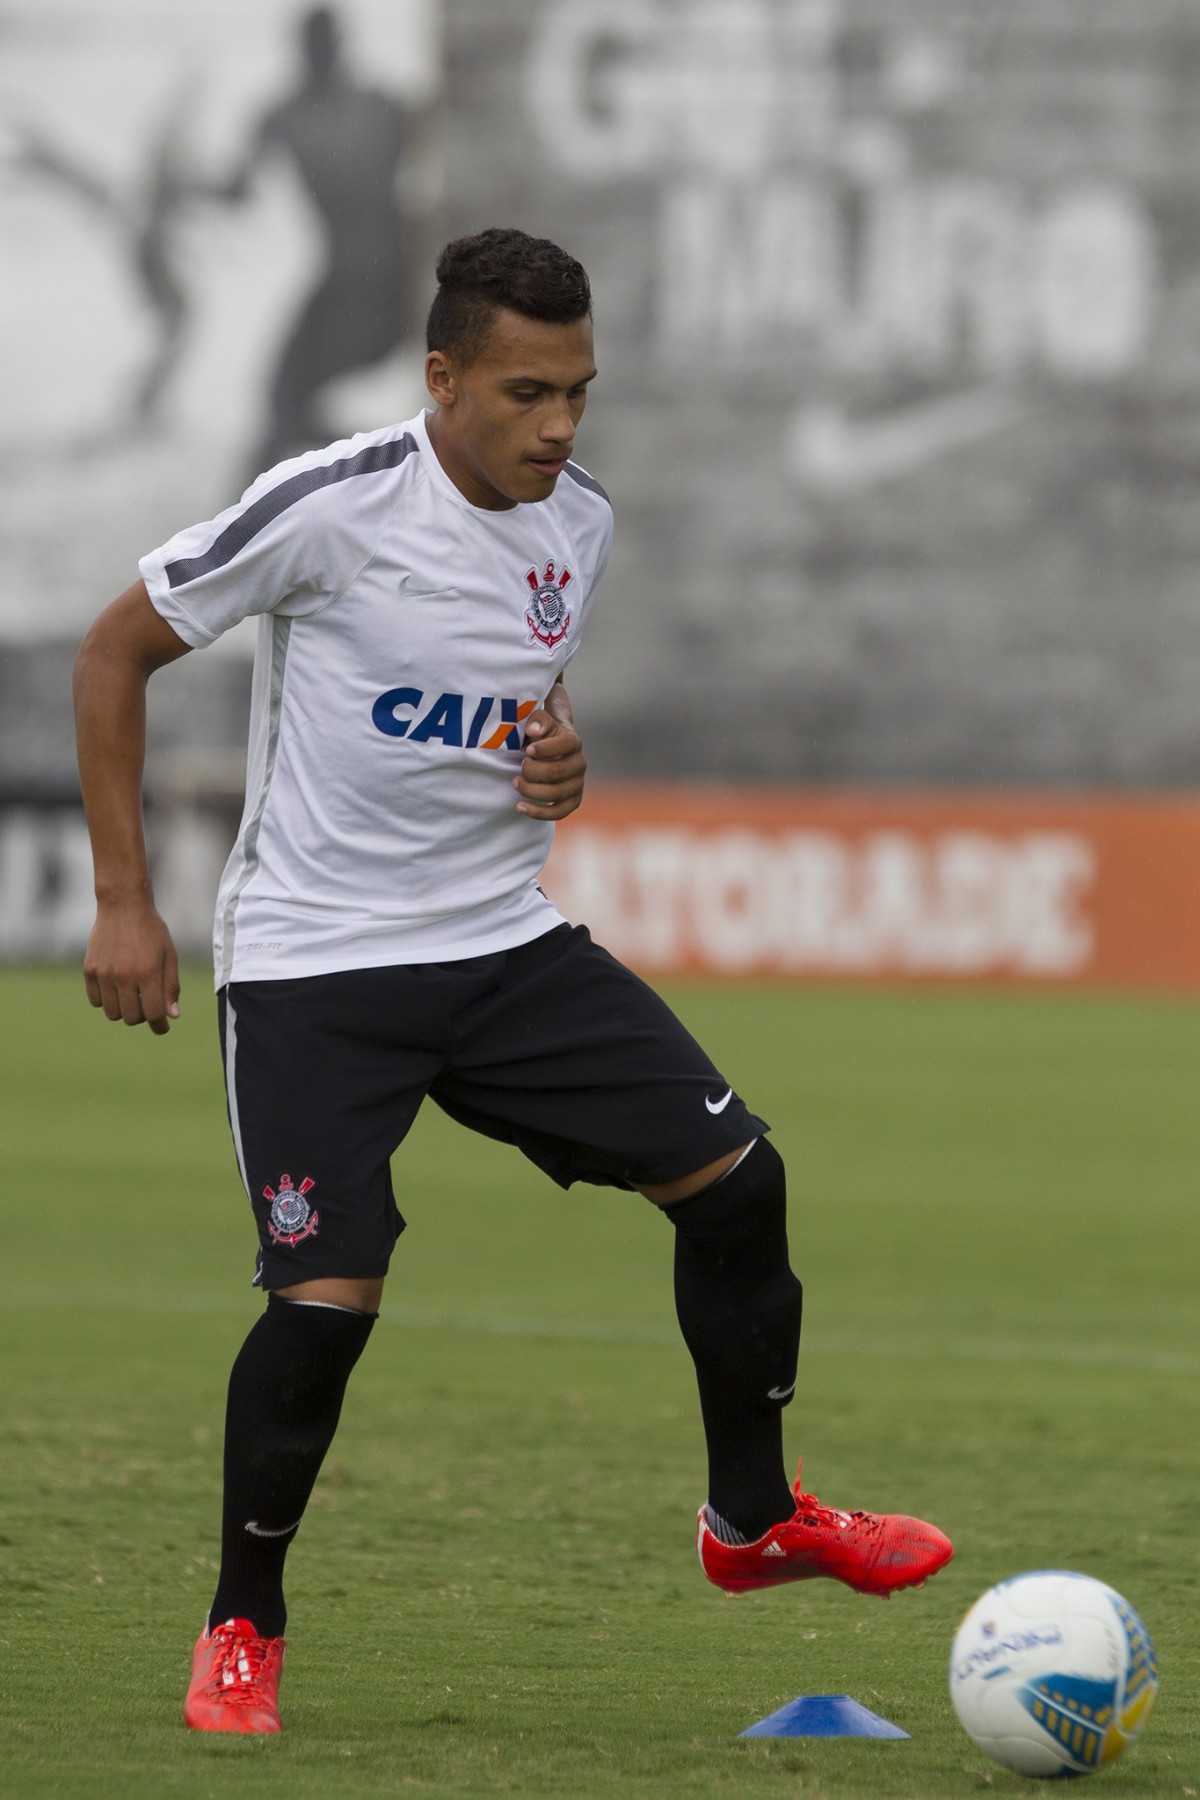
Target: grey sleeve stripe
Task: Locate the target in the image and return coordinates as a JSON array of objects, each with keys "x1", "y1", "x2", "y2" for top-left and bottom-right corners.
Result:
[
  {"x1": 164, "y1": 433, "x2": 418, "y2": 590},
  {"x1": 563, "y1": 461, "x2": 611, "y2": 505}
]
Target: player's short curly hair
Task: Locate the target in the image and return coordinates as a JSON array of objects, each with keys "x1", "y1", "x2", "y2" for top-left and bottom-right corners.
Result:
[{"x1": 426, "y1": 228, "x2": 592, "y2": 367}]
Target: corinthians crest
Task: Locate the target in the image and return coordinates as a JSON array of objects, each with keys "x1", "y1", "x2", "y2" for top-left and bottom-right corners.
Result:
[
  {"x1": 524, "y1": 560, "x2": 573, "y2": 650},
  {"x1": 263, "y1": 1173, "x2": 319, "y2": 1247}
]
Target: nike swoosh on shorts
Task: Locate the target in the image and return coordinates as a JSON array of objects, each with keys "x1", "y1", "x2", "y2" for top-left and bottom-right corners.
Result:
[{"x1": 705, "y1": 1088, "x2": 734, "y2": 1114}]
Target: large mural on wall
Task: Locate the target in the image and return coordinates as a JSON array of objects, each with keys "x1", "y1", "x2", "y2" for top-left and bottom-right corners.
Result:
[
  {"x1": 446, "y1": 0, "x2": 1200, "y2": 784},
  {"x1": 0, "y1": 0, "x2": 439, "y2": 953},
  {"x1": 0, "y1": 0, "x2": 439, "y2": 768}
]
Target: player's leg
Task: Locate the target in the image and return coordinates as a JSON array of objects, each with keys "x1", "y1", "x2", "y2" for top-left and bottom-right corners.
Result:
[
  {"x1": 639, "y1": 1138, "x2": 801, "y2": 1542},
  {"x1": 188, "y1": 1284, "x2": 380, "y2": 1733},
  {"x1": 431, "y1": 924, "x2": 952, "y2": 1599},
  {"x1": 206, "y1": 1286, "x2": 380, "y2": 1640},
  {"x1": 637, "y1": 1089, "x2": 952, "y2": 1598},
  {"x1": 430, "y1": 926, "x2": 796, "y2": 1530},
  {"x1": 187, "y1": 972, "x2": 432, "y2": 1733}
]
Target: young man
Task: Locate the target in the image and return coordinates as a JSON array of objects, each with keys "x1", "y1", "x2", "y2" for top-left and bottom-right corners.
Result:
[{"x1": 74, "y1": 228, "x2": 953, "y2": 1736}]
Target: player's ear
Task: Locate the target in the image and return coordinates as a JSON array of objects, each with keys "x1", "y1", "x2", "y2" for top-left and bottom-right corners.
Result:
[{"x1": 425, "y1": 350, "x2": 457, "y2": 408}]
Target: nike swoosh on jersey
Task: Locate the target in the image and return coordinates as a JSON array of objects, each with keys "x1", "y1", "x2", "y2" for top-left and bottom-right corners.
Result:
[
  {"x1": 705, "y1": 1088, "x2": 734, "y2": 1114},
  {"x1": 785, "y1": 385, "x2": 1029, "y2": 497},
  {"x1": 396, "y1": 576, "x2": 462, "y2": 601}
]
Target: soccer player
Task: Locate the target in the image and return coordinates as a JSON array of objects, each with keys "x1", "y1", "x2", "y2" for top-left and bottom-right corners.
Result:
[{"x1": 73, "y1": 228, "x2": 953, "y2": 1736}]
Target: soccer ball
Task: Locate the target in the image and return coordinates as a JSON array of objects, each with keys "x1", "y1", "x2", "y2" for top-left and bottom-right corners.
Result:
[{"x1": 949, "y1": 1570, "x2": 1157, "y2": 1778}]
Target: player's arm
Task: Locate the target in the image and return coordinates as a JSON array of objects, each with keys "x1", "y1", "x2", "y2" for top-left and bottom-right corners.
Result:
[
  {"x1": 73, "y1": 579, "x2": 193, "y2": 1033},
  {"x1": 514, "y1": 673, "x2": 587, "y2": 820}
]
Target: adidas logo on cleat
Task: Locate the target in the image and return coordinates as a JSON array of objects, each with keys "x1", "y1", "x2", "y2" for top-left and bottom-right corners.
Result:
[{"x1": 762, "y1": 1541, "x2": 788, "y2": 1557}]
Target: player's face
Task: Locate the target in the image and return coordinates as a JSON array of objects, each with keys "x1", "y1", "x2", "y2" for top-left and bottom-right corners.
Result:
[{"x1": 425, "y1": 310, "x2": 597, "y2": 510}]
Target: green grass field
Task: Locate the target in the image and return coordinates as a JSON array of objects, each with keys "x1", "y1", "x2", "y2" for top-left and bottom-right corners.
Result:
[{"x1": 1, "y1": 967, "x2": 1198, "y2": 1799}]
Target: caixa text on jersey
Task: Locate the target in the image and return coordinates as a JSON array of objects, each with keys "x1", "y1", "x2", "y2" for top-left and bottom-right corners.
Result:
[{"x1": 371, "y1": 688, "x2": 539, "y2": 750}]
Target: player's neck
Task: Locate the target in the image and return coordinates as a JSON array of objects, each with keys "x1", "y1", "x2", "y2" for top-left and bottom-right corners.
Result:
[{"x1": 425, "y1": 409, "x2": 518, "y2": 512}]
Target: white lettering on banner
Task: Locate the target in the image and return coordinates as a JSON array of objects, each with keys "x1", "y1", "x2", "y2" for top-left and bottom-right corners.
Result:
[
  {"x1": 657, "y1": 175, "x2": 1155, "y2": 381},
  {"x1": 529, "y1": 0, "x2": 789, "y2": 181},
  {"x1": 546, "y1": 828, "x2": 1096, "y2": 978},
  {"x1": 691, "y1": 831, "x2": 770, "y2": 973},
  {"x1": 0, "y1": 807, "x2": 231, "y2": 960},
  {"x1": 527, "y1": 3, "x2": 657, "y2": 180},
  {"x1": 0, "y1": 810, "x2": 97, "y2": 958},
  {"x1": 1034, "y1": 187, "x2": 1158, "y2": 380},
  {"x1": 529, "y1": 0, "x2": 1159, "y2": 385}
]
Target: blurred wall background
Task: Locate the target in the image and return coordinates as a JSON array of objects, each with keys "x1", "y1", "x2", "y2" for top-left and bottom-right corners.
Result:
[
  {"x1": 449, "y1": 0, "x2": 1200, "y2": 786},
  {"x1": 3, "y1": 0, "x2": 1200, "y2": 959}
]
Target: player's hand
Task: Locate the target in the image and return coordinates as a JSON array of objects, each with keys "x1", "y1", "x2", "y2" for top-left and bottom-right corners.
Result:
[
  {"x1": 83, "y1": 899, "x2": 181, "y2": 1035},
  {"x1": 514, "y1": 684, "x2": 587, "y2": 821}
]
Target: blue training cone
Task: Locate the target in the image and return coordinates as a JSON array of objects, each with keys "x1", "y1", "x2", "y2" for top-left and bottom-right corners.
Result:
[{"x1": 741, "y1": 1694, "x2": 909, "y2": 1739}]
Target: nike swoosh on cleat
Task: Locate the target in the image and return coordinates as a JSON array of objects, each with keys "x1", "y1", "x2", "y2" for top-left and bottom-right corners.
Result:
[{"x1": 705, "y1": 1088, "x2": 734, "y2": 1114}]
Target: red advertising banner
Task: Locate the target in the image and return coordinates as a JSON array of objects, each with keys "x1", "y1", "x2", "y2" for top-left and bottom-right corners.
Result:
[{"x1": 541, "y1": 788, "x2": 1200, "y2": 989}]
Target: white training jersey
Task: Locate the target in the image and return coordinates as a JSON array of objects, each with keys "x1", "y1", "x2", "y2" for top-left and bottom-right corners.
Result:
[{"x1": 139, "y1": 409, "x2": 613, "y2": 985}]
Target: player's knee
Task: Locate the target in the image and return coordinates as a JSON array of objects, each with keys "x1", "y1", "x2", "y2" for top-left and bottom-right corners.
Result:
[
  {"x1": 271, "y1": 1276, "x2": 384, "y2": 1315},
  {"x1": 640, "y1": 1142, "x2": 756, "y2": 1206},
  {"x1": 661, "y1": 1136, "x2": 788, "y2": 1240},
  {"x1": 662, "y1": 1137, "x2": 802, "y2": 1360},
  {"x1": 664, "y1": 1138, "x2": 802, "y2": 1403}
]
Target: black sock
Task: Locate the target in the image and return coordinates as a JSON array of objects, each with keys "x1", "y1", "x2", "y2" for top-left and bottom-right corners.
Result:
[
  {"x1": 208, "y1": 1294, "x2": 376, "y2": 1638},
  {"x1": 663, "y1": 1138, "x2": 802, "y2": 1541}
]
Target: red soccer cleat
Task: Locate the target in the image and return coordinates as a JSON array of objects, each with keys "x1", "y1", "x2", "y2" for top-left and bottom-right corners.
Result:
[
  {"x1": 183, "y1": 1617, "x2": 285, "y2": 1733},
  {"x1": 697, "y1": 1462, "x2": 953, "y2": 1598}
]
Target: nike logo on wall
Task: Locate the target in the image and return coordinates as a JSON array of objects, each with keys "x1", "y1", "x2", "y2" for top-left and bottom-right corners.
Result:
[
  {"x1": 785, "y1": 386, "x2": 1030, "y2": 497},
  {"x1": 705, "y1": 1088, "x2": 734, "y2": 1114}
]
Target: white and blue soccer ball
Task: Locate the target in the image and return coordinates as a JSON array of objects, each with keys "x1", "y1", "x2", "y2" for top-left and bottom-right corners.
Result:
[{"x1": 949, "y1": 1570, "x2": 1157, "y2": 1779}]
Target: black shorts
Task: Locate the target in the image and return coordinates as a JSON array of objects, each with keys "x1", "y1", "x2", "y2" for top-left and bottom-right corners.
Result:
[{"x1": 218, "y1": 923, "x2": 767, "y2": 1288}]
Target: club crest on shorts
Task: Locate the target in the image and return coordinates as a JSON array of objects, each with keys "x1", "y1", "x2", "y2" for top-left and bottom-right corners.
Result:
[
  {"x1": 263, "y1": 1173, "x2": 319, "y2": 1247},
  {"x1": 524, "y1": 560, "x2": 573, "y2": 650}
]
